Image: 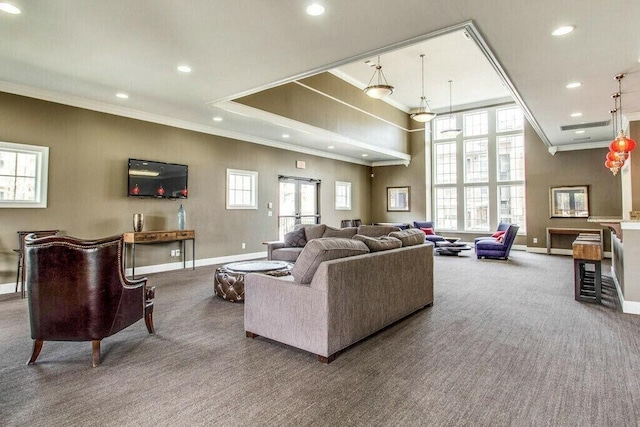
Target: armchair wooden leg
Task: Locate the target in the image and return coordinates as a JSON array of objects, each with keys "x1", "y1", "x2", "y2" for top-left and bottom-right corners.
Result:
[
  {"x1": 145, "y1": 311, "x2": 155, "y2": 334},
  {"x1": 91, "y1": 340, "x2": 101, "y2": 367},
  {"x1": 26, "y1": 340, "x2": 43, "y2": 365}
]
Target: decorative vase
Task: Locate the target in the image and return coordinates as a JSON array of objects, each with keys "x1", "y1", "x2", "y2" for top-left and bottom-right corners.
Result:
[
  {"x1": 133, "y1": 213, "x2": 144, "y2": 232},
  {"x1": 177, "y1": 204, "x2": 186, "y2": 230}
]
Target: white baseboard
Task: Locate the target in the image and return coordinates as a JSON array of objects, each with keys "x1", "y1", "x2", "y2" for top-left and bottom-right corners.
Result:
[
  {"x1": 525, "y1": 247, "x2": 612, "y2": 258},
  {"x1": 610, "y1": 265, "x2": 640, "y2": 315},
  {"x1": 0, "y1": 251, "x2": 268, "y2": 295}
]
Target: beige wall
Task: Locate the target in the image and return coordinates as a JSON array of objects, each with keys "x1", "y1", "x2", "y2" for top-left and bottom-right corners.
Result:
[
  {"x1": 371, "y1": 129, "x2": 427, "y2": 223},
  {"x1": 0, "y1": 92, "x2": 371, "y2": 283},
  {"x1": 237, "y1": 73, "x2": 410, "y2": 154},
  {"x1": 525, "y1": 123, "x2": 622, "y2": 251}
]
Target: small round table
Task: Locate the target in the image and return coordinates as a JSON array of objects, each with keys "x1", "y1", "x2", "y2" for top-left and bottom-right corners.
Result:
[{"x1": 214, "y1": 260, "x2": 293, "y2": 302}]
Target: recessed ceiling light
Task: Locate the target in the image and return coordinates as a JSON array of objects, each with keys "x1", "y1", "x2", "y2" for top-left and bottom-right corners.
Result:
[
  {"x1": 282, "y1": 134, "x2": 290, "y2": 138},
  {"x1": 212, "y1": 117, "x2": 223, "y2": 122},
  {"x1": 571, "y1": 112, "x2": 583, "y2": 117},
  {"x1": 552, "y1": 25, "x2": 575, "y2": 36},
  {"x1": 0, "y1": 3, "x2": 21, "y2": 14},
  {"x1": 116, "y1": 93, "x2": 129, "y2": 99},
  {"x1": 177, "y1": 65, "x2": 192, "y2": 73},
  {"x1": 361, "y1": 154, "x2": 368, "y2": 157},
  {"x1": 575, "y1": 130, "x2": 585, "y2": 134},
  {"x1": 306, "y1": 3, "x2": 325, "y2": 16},
  {"x1": 566, "y1": 82, "x2": 582, "y2": 89},
  {"x1": 328, "y1": 145, "x2": 335, "y2": 149}
]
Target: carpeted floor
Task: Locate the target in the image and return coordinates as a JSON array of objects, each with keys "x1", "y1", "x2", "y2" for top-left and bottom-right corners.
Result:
[{"x1": 1, "y1": 250, "x2": 639, "y2": 426}]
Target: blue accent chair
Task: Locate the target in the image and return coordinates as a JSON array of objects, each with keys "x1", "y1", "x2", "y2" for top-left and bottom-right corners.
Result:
[
  {"x1": 475, "y1": 224, "x2": 519, "y2": 260},
  {"x1": 474, "y1": 222, "x2": 511, "y2": 244},
  {"x1": 413, "y1": 221, "x2": 446, "y2": 243}
]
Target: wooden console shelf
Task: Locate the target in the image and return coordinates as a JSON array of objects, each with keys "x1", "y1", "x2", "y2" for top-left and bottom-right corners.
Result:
[{"x1": 123, "y1": 230, "x2": 195, "y2": 278}]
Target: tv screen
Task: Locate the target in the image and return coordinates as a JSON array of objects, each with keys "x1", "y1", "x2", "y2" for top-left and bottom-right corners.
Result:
[{"x1": 128, "y1": 159, "x2": 188, "y2": 199}]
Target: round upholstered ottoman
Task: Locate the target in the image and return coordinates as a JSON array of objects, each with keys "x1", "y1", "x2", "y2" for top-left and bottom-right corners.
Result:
[{"x1": 213, "y1": 260, "x2": 293, "y2": 302}]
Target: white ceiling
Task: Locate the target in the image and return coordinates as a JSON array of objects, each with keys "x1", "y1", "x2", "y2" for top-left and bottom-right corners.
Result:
[{"x1": 1, "y1": 1, "x2": 640, "y2": 164}]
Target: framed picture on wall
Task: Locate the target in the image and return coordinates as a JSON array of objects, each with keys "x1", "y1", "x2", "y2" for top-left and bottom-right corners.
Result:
[
  {"x1": 387, "y1": 186, "x2": 410, "y2": 212},
  {"x1": 550, "y1": 185, "x2": 589, "y2": 218}
]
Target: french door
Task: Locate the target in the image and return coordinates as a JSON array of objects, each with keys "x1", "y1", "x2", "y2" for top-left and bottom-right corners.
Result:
[{"x1": 278, "y1": 176, "x2": 320, "y2": 240}]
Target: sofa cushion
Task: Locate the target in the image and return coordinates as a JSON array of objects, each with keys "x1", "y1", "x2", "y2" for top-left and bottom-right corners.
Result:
[
  {"x1": 284, "y1": 228, "x2": 306, "y2": 247},
  {"x1": 389, "y1": 229, "x2": 426, "y2": 247},
  {"x1": 357, "y1": 225, "x2": 401, "y2": 237},
  {"x1": 352, "y1": 234, "x2": 402, "y2": 252},
  {"x1": 291, "y1": 238, "x2": 369, "y2": 284},
  {"x1": 324, "y1": 226, "x2": 358, "y2": 238},
  {"x1": 296, "y1": 224, "x2": 326, "y2": 241}
]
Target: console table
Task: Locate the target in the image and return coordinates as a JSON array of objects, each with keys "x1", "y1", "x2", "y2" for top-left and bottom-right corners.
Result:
[
  {"x1": 546, "y1": 227, "x2": 603, "y2": 254},
  {"x1": 123, "y1": 230, "x2": 195, "y2": 278}
]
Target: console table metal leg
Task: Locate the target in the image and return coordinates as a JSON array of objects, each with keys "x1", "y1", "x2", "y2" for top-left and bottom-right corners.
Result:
[
  {"x1": 192, "y1": 238, "x2": 195, "y2": 270},
  {"x1": 132, "y1": 243, "x2": 136, "y2": 279},
  {"x1": 182, "y1": 240, "x2": 186, "y2": 269}
]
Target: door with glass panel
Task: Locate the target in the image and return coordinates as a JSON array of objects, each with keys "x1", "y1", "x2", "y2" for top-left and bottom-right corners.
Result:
[{"x1": 278, "y1": 177, "x2": 320, "y2": 240}]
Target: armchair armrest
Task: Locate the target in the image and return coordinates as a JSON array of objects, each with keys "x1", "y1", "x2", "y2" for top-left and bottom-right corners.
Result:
[{"x1": 266, "y1": 241, "x2": 286, "y2": 260}]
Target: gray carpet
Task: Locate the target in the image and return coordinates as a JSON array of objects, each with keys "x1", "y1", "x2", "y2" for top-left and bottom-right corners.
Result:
[{"x1": 1, "y1": 250, "x2": 639, "y2": 426}]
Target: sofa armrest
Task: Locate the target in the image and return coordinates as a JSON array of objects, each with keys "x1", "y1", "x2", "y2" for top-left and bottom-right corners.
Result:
[
  {"x1": 244, "y1": 274, "x2": 329, "y2": 356},
  {"x1": 266, "y1": 241, "x2": 286, "y2": 260}
]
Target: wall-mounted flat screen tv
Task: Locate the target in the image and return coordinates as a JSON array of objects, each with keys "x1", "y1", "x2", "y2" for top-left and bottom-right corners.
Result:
[{"x1": 128, "y1": 159, "x2": 188, "y2": 199}]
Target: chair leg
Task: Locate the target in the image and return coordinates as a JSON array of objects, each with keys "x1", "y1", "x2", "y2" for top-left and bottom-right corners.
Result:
[
  {"x1": 92, "y1": 340, "x2": 101, "y2": 367},
  {"x1": 26, "y1": 340, "x2": 43, "y2": 365},
  {"x1": 145, "y1": 311, "x2": 155, "y2": 334}
]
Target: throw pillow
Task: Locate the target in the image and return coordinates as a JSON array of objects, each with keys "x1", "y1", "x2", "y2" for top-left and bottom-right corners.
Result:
[
  {"x1": 356, "y1": 225, "x2": 401, "y2": 237},
  {"x1": 297, "y1": 224, "x2": 326, "y2": 241},
  {"x1": 492, "y1": 230, "x2": 506, "y2": 238},
  {"x1": 389, "y1": 229, "x2": 426, "y2": 247},
  {"x1": 353, "y1": 234, "x2": 402, "y2": 252},
  {"x1": 420, "y1": 227, "x2": 435, "y2": 235},
  {"x1": 497, "y1": 234, "x2": 505, "y2": 243},
  {"x1": 284, "y1": 228, "x2": 306, "y2": 248},
  {"x1": 291, "y1": 238, "x2": 369, "y2": 284}
]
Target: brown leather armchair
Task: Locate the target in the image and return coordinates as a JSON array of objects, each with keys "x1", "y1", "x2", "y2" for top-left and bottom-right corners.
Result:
[{"x1": 25, "y1": 234, "x2": 155, "y2": 367}]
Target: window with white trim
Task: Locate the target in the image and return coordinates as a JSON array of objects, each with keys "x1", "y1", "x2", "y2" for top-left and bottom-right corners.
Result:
[
  {"x1": 335, "y1": 181, "x2": 351, "y2": 210},
  {"x1": 0, "y1": 141, "x2": 49, "y2": 208},
  {"x1": 433, "y1": 116, "x2": 458, "y2": 140},
  {"x1": 226, "y1": 169, "x2": 257, "y2": 209},
  {"x1": 432, "y1": 104, "x2": 526, "y2": 233}
]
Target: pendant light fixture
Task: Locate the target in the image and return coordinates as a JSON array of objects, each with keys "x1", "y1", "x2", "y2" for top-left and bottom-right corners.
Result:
[
  {"x1": 441, "y1": 80, "x2": 462, "y2": 137},
  {"x1": 609, "y1": 73, "x2": 636, "y2": 160},
  {"x1": 363, "y1": 56, "x2": 394, "y2": 99},
  {"x1": 410, "y1": 54, "x2": 436, "y2": 123}
]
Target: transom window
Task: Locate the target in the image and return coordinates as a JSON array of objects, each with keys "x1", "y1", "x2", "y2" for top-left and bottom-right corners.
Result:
[
  {"x1": 496, "y1": 106, "x2": 524, "y2": 132},
  {"x1": 226, "y1": 169, "x2": 258, "y2": 209},
  {"x1": 463, "y1": 111, "x2": 488, "y2": 137},
  {"x1": 0, "y1": 141, "x2": 49, "y2": 208}
]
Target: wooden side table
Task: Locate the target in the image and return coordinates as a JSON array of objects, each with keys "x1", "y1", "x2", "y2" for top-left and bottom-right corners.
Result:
[{"x1": 122, "y1": 230, "x2": 195, "y2": 278}]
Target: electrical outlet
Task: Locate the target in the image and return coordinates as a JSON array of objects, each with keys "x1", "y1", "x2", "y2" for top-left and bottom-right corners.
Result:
[
  {"x1": 268, "y1": 211, "x2": 272, "y2": 217},
  {"x1": 175, "y1": 249, "x2": 180, "y2": 257},
  {"x1": 533, "y1": 237, "x2": 538, "y2": 244},
  {"x1": 242, "y1": 242, "x2": 246, "y2": 249},
  {"x1": 170, "y1": 249, "x2": 176, "y2": 257}
]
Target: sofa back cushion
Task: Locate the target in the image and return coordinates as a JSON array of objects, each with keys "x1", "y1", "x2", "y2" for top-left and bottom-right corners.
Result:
[
  {"x1": 294, "y1": 224, "x2": 326, "y2": 241},
  {"x1": 357, "y1": 225, "x2": 401, "y2": 237},
  {"x1": 352, "y1": 234, "x2": 402, "y2": 252},
  {"x1": 389, "y1": 229, "x2": 426, "y2": 247},
  {"x1": 323, "y1": 226, "x2": 358, "y2": 238},
  {"x1": 291, "y1": 238, "x2": 369, "y2": 284},
  {"x1": 284, "y1": 227, "x2": 307, "y2": 247}
]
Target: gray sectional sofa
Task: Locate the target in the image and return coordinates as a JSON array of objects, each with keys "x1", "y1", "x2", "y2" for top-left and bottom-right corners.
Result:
[
  {"x1": 267, "y1": 223, "x2": 402, "y2": 262},
  {"x1": 245, "y1": 229, "x2": 434, "y2": 363}
]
